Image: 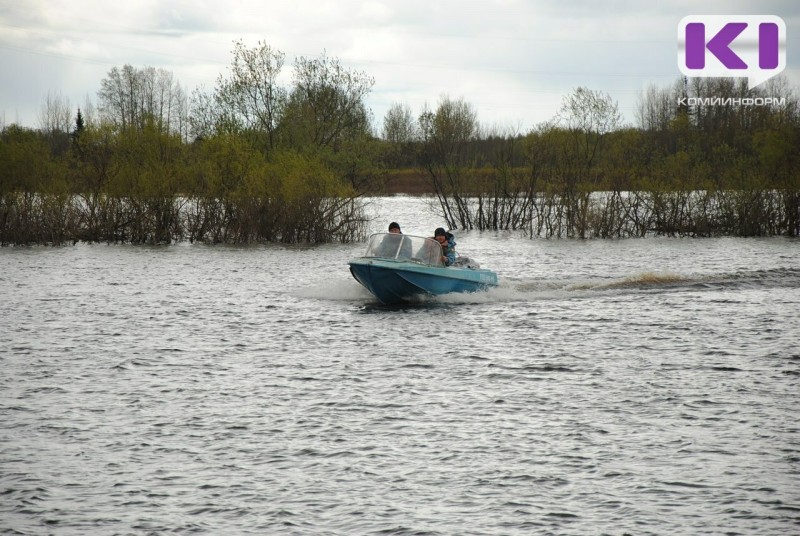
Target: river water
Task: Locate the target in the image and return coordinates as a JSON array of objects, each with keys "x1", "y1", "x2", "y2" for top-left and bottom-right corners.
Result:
[{"x1": 1, "y1": 196, "x2": 799, "y2": 535}]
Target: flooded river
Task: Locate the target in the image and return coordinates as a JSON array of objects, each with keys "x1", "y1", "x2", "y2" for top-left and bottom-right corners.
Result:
[{"x1": 2, "y1": 196, "x2": 799, "y2": 535}]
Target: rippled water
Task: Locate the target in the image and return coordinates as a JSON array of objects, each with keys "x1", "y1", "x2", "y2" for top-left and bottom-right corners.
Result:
[{"x1": 2, "y1": 197, "x2": 799, "y2": 535}]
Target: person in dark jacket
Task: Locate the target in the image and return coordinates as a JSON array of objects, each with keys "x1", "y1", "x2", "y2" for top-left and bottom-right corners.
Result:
[
  {"x1": 377, "y1": 222, "x2": 411, "y2": 258},
  {"x1": 433, "y1": 227, "x2": 457, "y2": 266}
]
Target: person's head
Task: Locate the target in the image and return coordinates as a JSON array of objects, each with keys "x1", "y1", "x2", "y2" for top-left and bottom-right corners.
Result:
[
  {"x1": 434, "y1": 227, "x2": 447, "y2": 244},
  {"x1": 388, "y1": 222, "x2": 401, "y2": 234}
]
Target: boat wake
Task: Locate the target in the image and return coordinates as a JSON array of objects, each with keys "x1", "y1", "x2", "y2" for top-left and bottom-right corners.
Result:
[
  {"x1": 503, "y1": 267, "x2": 799, "y2": 301},
  {"x1": 297, "y1": 267, "x2": 799, "y2": 305},
  {"x1": 295, "y1": 279, "x2": 375, "y2": 302}
]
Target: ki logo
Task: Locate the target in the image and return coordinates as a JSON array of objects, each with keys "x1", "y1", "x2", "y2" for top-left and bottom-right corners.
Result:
[{"x1": 678, "y1": 15, "x2": 786, "y2": 89}]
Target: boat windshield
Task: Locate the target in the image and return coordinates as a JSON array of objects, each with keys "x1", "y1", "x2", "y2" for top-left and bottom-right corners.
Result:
[{"x1": 363, "y1": 233, "x2": 444, "y2": 266}]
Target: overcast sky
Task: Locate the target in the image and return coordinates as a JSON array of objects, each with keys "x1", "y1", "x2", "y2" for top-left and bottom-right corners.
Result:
[{"x1": 1, "y1": 0, "x2": 798, "y2": 133}]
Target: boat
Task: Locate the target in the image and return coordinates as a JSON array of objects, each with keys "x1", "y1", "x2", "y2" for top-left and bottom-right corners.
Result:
[{"x1": 348, "y1": 232, "x2": 499, "y2": 304}]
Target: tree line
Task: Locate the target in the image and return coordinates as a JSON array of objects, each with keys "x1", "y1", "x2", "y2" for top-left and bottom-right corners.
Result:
[
  {"x1": 385, "y1": 77, "x2": 799, "y2": 238},
  {"x1": 1, "y1": 42, "x2": 374, "y2": 245},
  {"x1": 1, "y1": 40, "x2": 798, "y2": 245}
]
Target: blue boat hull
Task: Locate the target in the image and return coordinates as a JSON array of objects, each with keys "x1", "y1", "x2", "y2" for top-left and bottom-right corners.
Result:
[{"x1": 349, "y1": 258, "x2": 498, "y2": 304}]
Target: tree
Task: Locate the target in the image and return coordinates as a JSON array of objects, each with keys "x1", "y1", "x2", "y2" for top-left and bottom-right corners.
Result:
[
  {"x1": 558, "y1": 87, "x2": 621, "y2": 154},
  {"x1": 36, "y1": 91, "x2": 73, "y2": 157},
  {"x1": 38, "y1": 91, "x2": 73, "y2": 135},
  {"x1": 98, "y1": 65, "x2": 188, "y2": 136},
  {"x1": 0, "y1": 125, "x2": 51, "y2": 194},
  {"x1": 190, "y1": 40, "x2": 286, "y2": 151},
  {"x1": 382, "y1": 102, "x2": 417, "y2": 143},
  {"x1": 636, "y1": 80, "x2": 686, "y2": 132},
  {"x1": 553, "y1": 87, "x2": 621, "y2": 186},
  {"x1": 282, "y1": 52, "x2": 374, "y2": 151},
  {"x1": 549, "y1": 88, "x2": 622, "y2": 237},
  {"x1": 72, "y1": 109, "x2": 85, "y2": 141},
  {"x1": 381, "y1": 102, "x2": 418, "y2": 168},
  {"x1": 418, "y1": 95, "x2": 479, "y2": 229},
  {"x1": 0, "y1": 125, "x2": 64, "y2": 244}
]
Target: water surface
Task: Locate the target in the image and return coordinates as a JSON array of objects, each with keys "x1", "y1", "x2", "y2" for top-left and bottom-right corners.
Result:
[{"x1": 2, "y1": 197, "x2": 799, "y2": 535}]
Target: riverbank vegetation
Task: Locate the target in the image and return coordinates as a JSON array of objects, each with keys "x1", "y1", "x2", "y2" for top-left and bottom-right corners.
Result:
[
  {"x1": 1, "y1": 41, "x2": 798, "y2": 245},
  {"x1": 409, "y1": 79, "x2": 799, "y2": 238}
]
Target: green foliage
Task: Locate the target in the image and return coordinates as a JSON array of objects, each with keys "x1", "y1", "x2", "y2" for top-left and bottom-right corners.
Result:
[
  {"x1": 4, "y1": 55, "x2": 800, "y2": 244},
  {"x1": 414, "y1": 81, "x2": 799, "y2": 237},
  {"x1": 284, "y1": 52, "x2": 374, "y2": 151},
  {"x1": 270, "y1": 150, "x2": 344, "y2": 200},
  {"x1": 191, "y1": 40, "x2": 286, "y2": 151},
  {"x1": 0, "y1": 125, "x2": 73, "y2": 245},
  {"x1": 0, "y1": 125, "x2": 53, "y2": 193},
  {"x1": 181, "y1": 136, "x2": 364, "y2": 244},
  {"x1": 754, "y1": 125, "x2": 798, "y2": 185}
]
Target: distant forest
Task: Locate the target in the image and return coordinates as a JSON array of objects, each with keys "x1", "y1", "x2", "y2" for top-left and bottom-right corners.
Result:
[{"x1": 1, "y1": 41, "x2": 798, "y2": 245}]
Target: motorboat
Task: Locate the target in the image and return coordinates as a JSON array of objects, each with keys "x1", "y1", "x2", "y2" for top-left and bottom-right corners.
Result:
[{"x1": 348, "y1": 232, "x2": 499, "y2": 304}]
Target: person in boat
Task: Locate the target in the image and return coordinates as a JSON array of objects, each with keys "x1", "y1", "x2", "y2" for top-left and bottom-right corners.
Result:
[
  {"x1": 433, "y1": 227, "x2": 457, "y2": 266},
  {"x1": 376, "y1": 222, "x2": 412, "y2": 259}
]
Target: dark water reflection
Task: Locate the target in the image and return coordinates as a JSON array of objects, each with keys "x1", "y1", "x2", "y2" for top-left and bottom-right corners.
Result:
[{"x1": 2, "y1": 198, "x2": 799, "y2": 535}]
